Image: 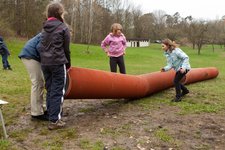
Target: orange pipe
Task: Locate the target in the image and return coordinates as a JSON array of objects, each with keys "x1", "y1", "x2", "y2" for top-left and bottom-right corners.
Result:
[{"x1": 65, "y1": 67, "x2": 219, "y2": 99}]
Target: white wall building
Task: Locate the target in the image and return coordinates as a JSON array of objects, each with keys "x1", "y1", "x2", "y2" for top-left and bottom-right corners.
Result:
[{"x1": 127, "y1": 38, "x2": 150, "y2": 47}]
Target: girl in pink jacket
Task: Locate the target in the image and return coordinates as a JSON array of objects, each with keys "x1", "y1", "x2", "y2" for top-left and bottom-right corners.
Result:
[{"x1": 101, "y1": 23, "x2": 127, "y2": 74}]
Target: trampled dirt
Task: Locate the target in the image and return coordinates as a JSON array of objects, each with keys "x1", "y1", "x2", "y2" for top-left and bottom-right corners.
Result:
[{"x1": 7, "y1": 97, "x2": 225, "y2": 150}]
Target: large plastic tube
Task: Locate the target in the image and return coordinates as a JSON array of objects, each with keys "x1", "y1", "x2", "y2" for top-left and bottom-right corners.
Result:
[{"x1": 65, "y1": 67, "x2": 219, "y2": 99}]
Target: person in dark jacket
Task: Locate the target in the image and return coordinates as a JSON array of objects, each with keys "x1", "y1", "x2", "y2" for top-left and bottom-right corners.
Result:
[
  {"x1": 19, "y1": 33, "x2": 49, "y2": 121},
  {"x1": 0, "y1": 36, "x2": 12, "y2": 70},
  {"x1": 38, "y1": 2, "x2": 71, "y2": 130}
]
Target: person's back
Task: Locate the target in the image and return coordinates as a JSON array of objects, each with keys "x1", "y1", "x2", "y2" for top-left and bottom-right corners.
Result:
[
  {"x1": 0, "y1": 40, "x2": 4, "y2": 54},
  {"x1": 19, "y1": 33, "x2": 42, "y2": 61},
  {"x1": 38, "y1": 2, "x2": 71, "y2": 130},
  {"x1": 39, "y1": 18, "x2": 70, "y2": 67}
]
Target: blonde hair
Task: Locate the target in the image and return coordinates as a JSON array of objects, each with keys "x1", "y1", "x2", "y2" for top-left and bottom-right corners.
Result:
[
  {"x1": 111, "y1": 23, "x2": 123, "y2": 33},
  {"x1": 46, "y1": 2, "x2": 65, "y2": 22},
  {"x1": 162, "y1": 39, "x2": 177, "y2": 51}
]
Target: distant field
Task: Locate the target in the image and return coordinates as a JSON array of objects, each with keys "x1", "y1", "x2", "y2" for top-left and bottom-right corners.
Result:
[{"x1": 2, "y1": 38, "x2": 225, "y2": 119}]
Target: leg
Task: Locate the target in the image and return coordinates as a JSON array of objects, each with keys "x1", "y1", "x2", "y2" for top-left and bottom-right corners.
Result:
[
  {"x1": 2, "y1": 54, "x2": 11, "y2": 69},
  {"x1": 42, "y1": 65, "x2": 52, "y2": 115},
  {"x1": 174, "y1": 71, "x2": 187, "y2": 99},
  {"x1": 22, "y1": 59, "x2": 45, "y2": 116},
  {"x1": 117, "y1": 55, "x2": 126, "y2": 74},
  {"x1": 2, "y1": 54, "x2": 8, "y2": 69},
  {"x1": 48, "y1": 65, "x2": 66, "y2": 122},
  {"x1": 181, "y1": 70, "x2": 189, "y2": 96},
  {"x1": 180, "y1": 84, "x2": 189, "y2": 93},
  {"x1": 109, "y1": 57, "x2": 117, "y2": 73}
]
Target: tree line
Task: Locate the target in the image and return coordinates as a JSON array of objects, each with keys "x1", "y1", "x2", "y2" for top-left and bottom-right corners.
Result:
[{"x1": 0, "y1": 0, "x2": 225, "y2": 54}]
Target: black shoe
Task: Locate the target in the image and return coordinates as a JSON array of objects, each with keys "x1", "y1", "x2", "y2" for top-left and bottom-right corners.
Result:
[
  {"x1": 44, "y1": 110, "x2": 48, "y2": 115},
  {"x1": 171, "y1": 97, "x2": 182, "y2": 102},
  {"x1": 3, "y1": 67, "x2": 12, "y2": 70},
  {"x1": 31, "y1": 114, "x2": 49, "y2": 121},
  {"x1": 181, "y1": 90, "x2": 189, "y2": 97}
]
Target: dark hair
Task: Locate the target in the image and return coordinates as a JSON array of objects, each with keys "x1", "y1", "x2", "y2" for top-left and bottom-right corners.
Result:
[{"x1": 46, "y1": 2, "x2": 65, "y2": 22}]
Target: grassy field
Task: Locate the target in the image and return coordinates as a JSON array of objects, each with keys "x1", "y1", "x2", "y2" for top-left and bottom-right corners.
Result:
[{"x1": 0, "y1": 39, "x2": 225, "y2": 149}]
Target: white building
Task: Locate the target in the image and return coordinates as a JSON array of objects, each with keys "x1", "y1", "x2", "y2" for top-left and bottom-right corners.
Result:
[{"x1": 127, "y1": 38, "x2": 150, "y2": 47}]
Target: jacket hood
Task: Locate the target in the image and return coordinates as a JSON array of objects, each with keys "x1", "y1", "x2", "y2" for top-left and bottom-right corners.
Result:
[
  {"x1": 0, "y1": 36, "x2": 3, "y2": 42},
  {"x1": 43, "y1": 20, "x2": 63, "y2": 33}
]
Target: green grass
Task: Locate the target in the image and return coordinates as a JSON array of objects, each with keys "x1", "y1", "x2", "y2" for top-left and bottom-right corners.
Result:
[
  {"x1": 154, "y1": 128, "x2": 174, "y2": 142},
  {"x1": 79, "y1": 139, "x2": 104, "y2": 150},
  {"x1": 0, "y1": 39, "x2": 225, "y2": 149},
  {"x1": 0, "y1": 140, "x2": 10, "y2": 150}
]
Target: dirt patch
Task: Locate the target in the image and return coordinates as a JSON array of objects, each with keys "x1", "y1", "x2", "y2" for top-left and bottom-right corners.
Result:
[{"x1": 6, "y1": 99, "x2": 225, "y2": 149}]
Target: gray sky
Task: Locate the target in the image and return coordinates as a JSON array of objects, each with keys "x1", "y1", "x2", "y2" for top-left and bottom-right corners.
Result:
[{"x1": 130, "y1": 0, "x2": 225, "y2": 20}]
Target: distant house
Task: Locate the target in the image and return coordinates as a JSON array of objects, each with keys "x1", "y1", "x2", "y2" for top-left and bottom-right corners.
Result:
[{"x1": 126, "y1": 38, "x2": 150, "y2": 47}]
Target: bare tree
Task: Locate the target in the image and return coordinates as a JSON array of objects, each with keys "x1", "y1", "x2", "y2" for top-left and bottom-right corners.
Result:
[
  {"x1": 194, "y1": 21, "x2": 208, "y2": 55},
  {"x1": 0, "y1": 0, "x2": 49, "y2": 37},
  {"x1": 138, "y1": 13, "x2": 155, "y2": 39},
  {"x1": 164, "y1": 12, "x2": 182, "y2": 41},
  {"x1": 206, "y1": 20, "x2": 223, "y2": 52},
  {"x1": 152, "y1": 10, "x2": 167, "y2": 40},
  {"x1": 132, "y1": 7, "x2": 142, "y2": 38},
  {"x1": 86, "y1": 0, "x2": 93, "y2": 53},
  {"x1": 1, "y1": 0, "x2": 225, "y2": 48}
]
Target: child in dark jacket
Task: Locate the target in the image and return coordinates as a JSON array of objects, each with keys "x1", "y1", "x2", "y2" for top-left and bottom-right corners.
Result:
[
  {"x1": 0, "y1": 36, "x2": 12, "y2": 70},
  {"x1": 38, "y1": 2, "x2": 71, "y2": 130}
]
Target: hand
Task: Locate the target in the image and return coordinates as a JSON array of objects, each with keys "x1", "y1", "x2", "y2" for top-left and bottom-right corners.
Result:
[
  {"x1": 123, "y1": 51, "x2": 126, "y2": 55},
  {"x1": 180, "y1": 68, "x2": 185, "y2": 73},
  {"x1": 105, "y1": 48, "x2": 109, "y2": 53},
  {"x1": 161, "y1": 68, "x2": 165, "y2": 72},
  {"x1": 67, "y1": 67, "x2": 71, "y2": 72},
  {"x1": 108, "y1": 53, "x2": 111, "y2": 57}
]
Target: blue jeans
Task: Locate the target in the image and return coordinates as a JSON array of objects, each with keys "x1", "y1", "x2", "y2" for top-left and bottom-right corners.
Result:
[{"x1": 1, "y1": 54, "x2": 11, "y2": 69}]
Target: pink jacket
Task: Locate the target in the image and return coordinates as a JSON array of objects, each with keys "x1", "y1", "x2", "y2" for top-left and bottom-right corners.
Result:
[{"x1": 101, "y1": 33, "x2": 127, "y2": 57}]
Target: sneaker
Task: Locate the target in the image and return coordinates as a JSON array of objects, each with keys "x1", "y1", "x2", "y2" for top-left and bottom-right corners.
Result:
[
  {"x1": 31, "y1": 114, "x2": 49, "y2": 121},
  {"x1": 48, "y1": 120, "x2": 66, "y2": 130},
  {"x1": 171, "y1": 97, "x2": 182, "y2": 102},
  {"x1": 181, "y1": 90, "x2": 189, "y2": 97}
]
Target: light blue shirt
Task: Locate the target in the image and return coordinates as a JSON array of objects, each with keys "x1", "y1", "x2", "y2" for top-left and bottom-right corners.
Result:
[{"x1": 163, "y1": 48, "x2": 191, "y2": 72}]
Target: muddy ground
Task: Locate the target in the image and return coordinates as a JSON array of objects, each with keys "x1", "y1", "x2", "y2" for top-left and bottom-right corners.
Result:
[{"x1": 6, "y1": 96, "x2": 225, "y2": 150}]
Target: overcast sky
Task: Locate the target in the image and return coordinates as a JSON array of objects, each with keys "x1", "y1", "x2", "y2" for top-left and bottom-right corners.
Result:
[{"x1": 130, "y1": 0, "x2": 225, "y2": 20}]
